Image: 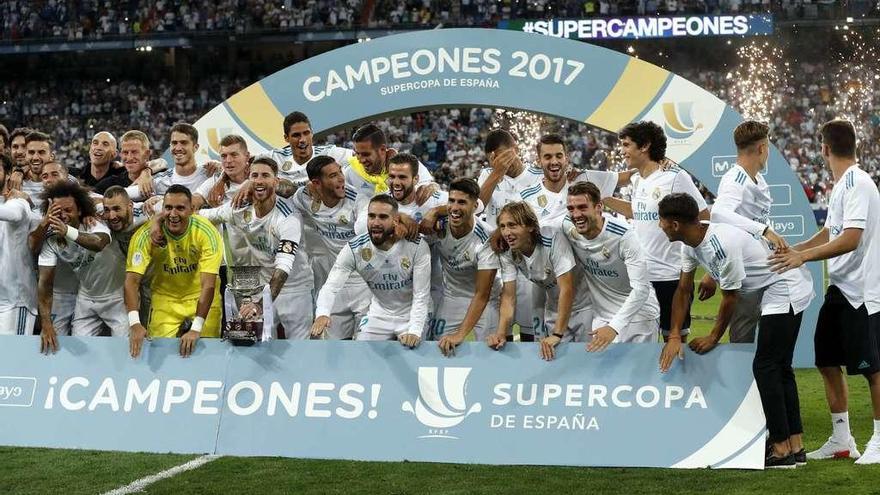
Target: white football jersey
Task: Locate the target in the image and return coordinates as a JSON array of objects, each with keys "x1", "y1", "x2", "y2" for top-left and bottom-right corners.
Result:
[
  {"x1": 200, "y1": 197, "x2": 313, "y2": 289},
  {"x1": 426, "y1": 218, "x2": 501, "y2": 300},
  {"x1": 562, "y1": 214, "x2": 659, "y2": 331},
  {"x1": 0, "y1": 198, "x2": 37, "y2": 311},
  {"x1": 397, "y1": 190, "x2": 448, "y2": 223},
  {"x1": 193, "y1": 175, "x2": 244, "y2": 204},
  {"x1": 38, "y1": 221, "x2": 124, "y2": 299},
  {"x1": 22, "y1": 179, "x2": 44, "y2": 211},
  {"x1": 711, "y1": 164, "x2": 772, "y2": 237},
  {"x1": 825, "y1": 165, "x2": 880, "y2": 314},
  {"x1": 126, "y1": 167, "x2": 211, "y2": 201},
  {"x1": 315, "y1": 234, "x2": 432, "y2": 337},
  {"x1": 630, "y1": 165, "x2": 708, "y2": 281},
  {"x1": 499, "y1": 225, "x2": 590, "y2": 314},
  {"x1": 681, "y1": 223, "x2": 813, "y2": 315},
  {"x1": 477, "y1": 164, "x2": 544, "y2": 228},
  {"x1": 270, "y1": 144, "x2": 355, "y2": 186},
  {"x1": 520, "y1": 170, "x2": 618, "y2": 224},
  {"x1": 291, "y1": 184, "x2": 368, "y2": 257}
]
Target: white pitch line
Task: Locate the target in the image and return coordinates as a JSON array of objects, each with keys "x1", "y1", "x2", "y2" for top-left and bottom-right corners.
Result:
[{"x1": 101, "y1": 454, "x2": 219, "y2": 495}]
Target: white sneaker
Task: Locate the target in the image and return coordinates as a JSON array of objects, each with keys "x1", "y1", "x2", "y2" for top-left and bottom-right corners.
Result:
[
  {"x1": 855, "y1": 435, "x2": 880, "y2": 465},
  {"x1": 806, "y1": 436, "x2": 861, "y2": 460}
]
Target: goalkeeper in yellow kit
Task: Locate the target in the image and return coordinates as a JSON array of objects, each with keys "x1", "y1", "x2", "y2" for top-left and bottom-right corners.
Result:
[{"x1": 125, "y1": 184, "x2": 223, "y2": 358}]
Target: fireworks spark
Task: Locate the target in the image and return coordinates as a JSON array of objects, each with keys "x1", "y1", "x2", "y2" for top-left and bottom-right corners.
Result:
[
  {"x1": 491, "y1": 109, "x2": 543, "y2": 164},
  {"x1": 831, "y1": 27, "x2": 877, "y2": 133},
  {"x1": 727, "y1": 40, "x2": 790, "y2": 122}
]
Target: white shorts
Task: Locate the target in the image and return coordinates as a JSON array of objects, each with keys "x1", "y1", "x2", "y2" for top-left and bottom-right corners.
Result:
[
  {"x1": 322, "y1": 283, "x2": 372, "y2": 340},
  {"x1": 543, "y1": 307, "x2": 594, "y2": 343},
  {"x1": 0, "y1": 307, "x2": 36, "y2": 336},
  {"x1": 591, "y1": 317, "x2": 659, "y2": 343},
  {"x1": 430, "y1": 296, "x2": 500, "y2": 341},
  {"x1": 275, "y1": 288, "x2": 315, "y2": 340},
  {"x1": 355, "y1": 314, "x2": 413, "y2": 341},
  {"x1": 72, "y1": 293, "x2": 129, "y2": 337},
  {"x1": 52, "y1": 291, "x2": 77, "y2": 336},
  {"x1": 313, "y1": 256, "x2": 372, "y2": 340},
  {"x1": 514, "y1": 272, "x2": 536, "y2": 334}
]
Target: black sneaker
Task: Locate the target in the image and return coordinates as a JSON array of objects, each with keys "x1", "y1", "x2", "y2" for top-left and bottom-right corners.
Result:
[
  {"x1": 765, "y1": 453, "x2": 797, "y2": 469},
  {"x1": 794, "y1": 449, "x2": 807, "y2": 466}
]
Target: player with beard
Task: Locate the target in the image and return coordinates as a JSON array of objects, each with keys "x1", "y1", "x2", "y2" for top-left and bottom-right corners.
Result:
[
  {"x1": 9, "y1": 128, "x2": 32, "y2": 169},
  {"x1": 199, "y1": 157, "x2": 314, "y2": 339},
  {"x1": 478, "y1": 129, "x2": 544, "y2": 342},
  {"x1": 311, "y1": 195, "x2": 431, "y2": 346},
  {"x1": 22, "y1": 131, "x2": 55, "y2": 210},
  {"x1": 520, "y1": 133, "x2": 629, "y2": 223},
  {"x1": 126, "y1": 185, "x2": 223, "y2": 358},
  {"x1": 563, "y1": 181, "x2": 660, "y2": 350},
  {"x1": 348, "y1": 124, "x2": 438, "y2": 203},
  {"x1": 416, "y1": 178, "x2": 502, "y2": 352},
  {"x1": 269, "y1": 111, "x2": 354, "y2": 186},
  {"x1": 658, "y1": 193, "x2": 814, "y2": 468},
  {"x1": 37, "y1": 182, "x2": 128, "y2": 353},
  {"x1": 490, "y1": 202, "x2": 591, "y2": 360},
  {"x1": 291, "y1": 156, "x2": 371, "y2": 339},
  {"x1": 6, "y1": 127, "x2": 33, "y2": 191},
  {"x1": 603, "y1": 121, "x2": 710, "y2": 343},
  {"x1": 0, "y1": 156, "x2": 38, "y2": 336},
  {"x1": 387, "y1": 152, "x2": 448, "y2": 314},
  {"x1": 102, "y1": 186, "x2": 152, "y2": 322}
]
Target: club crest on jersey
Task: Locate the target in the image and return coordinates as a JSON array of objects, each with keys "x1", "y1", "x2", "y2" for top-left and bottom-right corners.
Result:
[
  {"x1": 537, "y1": 195, "x2": 548, "y2": 208},
  {"x1": 243, "y1": 209, "x2": 253, "y2": 223},
  {"x1": 338, "y1": 215, "x2": 349, "y2": 225},
  {"x1": 568, "y1": 226, "x2": 580, "y2": 239},
  {"x1": 601, "y1": 247, "x2": 611, "y2": 259},
  {"x1": 132, "y1": 252, "x2": 144, "y2": 267},
  {"x1": 400, "y1": 257, "x2": 411, "y2": 270},
  {"x1": 361, "y1": 248, "x2": 372, "y2": 262},
  {"x1": 283, "y1": 161, "x2": 293, "y2": 172},
  {"x1": 278, "y1": 240, "x2": 295, "y2": 254},
  {"x1": 462, "y1": 250, "x2": 471, "y2": 262},
  {"x1": 652, "y1": 187, "x2": 662, "y2": 200},
  {"x1": 310, "y1": 199, "x2": 321, "y2": 213}
]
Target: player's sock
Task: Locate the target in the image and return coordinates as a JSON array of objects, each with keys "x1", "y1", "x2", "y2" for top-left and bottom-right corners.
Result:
[
  {"x1": 831, "y1": 412, "x2": 851, "y2": 443},
  {"x1": 874, "y1": 419, "x2": 880, "y2": 437}
]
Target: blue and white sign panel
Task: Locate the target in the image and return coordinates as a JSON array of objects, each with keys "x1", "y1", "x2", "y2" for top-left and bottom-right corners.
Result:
[{"x1": 0, "y1": 337, "x2": 765, "y2": 469}]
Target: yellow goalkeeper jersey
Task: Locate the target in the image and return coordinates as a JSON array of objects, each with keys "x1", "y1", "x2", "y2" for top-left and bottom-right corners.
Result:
[{"x1": 126, "y1": 215, "x2": 223, "y2": 300}]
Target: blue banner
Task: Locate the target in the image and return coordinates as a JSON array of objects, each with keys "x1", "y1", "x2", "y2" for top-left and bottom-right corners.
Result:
[
  {"x1": 499, "y1": 14, "x2": 774, "y2": 40},
  {"x1": 0, "y1": 337, "x2": 765, "y2": 469}
]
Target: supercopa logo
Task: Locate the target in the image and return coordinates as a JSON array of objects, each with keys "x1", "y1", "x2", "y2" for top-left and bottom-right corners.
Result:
[
  {"x1": 662, "y1": 101, "x2": 703, "y2": 140},
  {"x1": 402, "y1": 367, "x2": 482, "y2": 439}
]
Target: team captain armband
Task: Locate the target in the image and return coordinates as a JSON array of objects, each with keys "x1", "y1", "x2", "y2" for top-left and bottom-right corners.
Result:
[{"x1": 277, "y1": 240, "x2": 298, "y2": 255}]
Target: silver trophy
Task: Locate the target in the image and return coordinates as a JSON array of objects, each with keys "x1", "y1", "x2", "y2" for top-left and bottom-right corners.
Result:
[{"x1": 222, "y1": 266, "x2": 266, "y2": 345}]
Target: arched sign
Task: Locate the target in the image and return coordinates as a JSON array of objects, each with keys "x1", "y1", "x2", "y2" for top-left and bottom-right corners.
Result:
[{"x1": 190, "y1": 28, "x2": 821, "y2": 365}]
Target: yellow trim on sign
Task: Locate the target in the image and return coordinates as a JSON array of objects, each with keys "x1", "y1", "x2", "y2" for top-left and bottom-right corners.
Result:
[
  {"x1": 226, "y1": 83, "x2": 286, "y2": 148},
  {"x1": 585, "y1": 59, "x2": 669, "y2": 131}
]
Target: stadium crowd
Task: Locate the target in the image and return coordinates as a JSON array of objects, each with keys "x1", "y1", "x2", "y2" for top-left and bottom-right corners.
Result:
[
  {"x1": 0, "y1": 0, "x2": 873, "y2": 40},
  {"x1": 3, "y1": 61, "x2": 880, "y2": 205}
]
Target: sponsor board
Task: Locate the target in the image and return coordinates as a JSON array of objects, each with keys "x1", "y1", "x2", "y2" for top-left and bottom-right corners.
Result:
[{"x1": 0, "y1": 337, "x2": 764, "y2": 469}]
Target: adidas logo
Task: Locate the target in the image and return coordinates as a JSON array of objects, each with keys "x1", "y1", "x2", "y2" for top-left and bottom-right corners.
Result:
[
  {"x1": 858, "y1": 360, "x2": 871, "y2": 370},
  {"x1": 835, "y1": 419, "x2": 846, "y2": 424}
]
